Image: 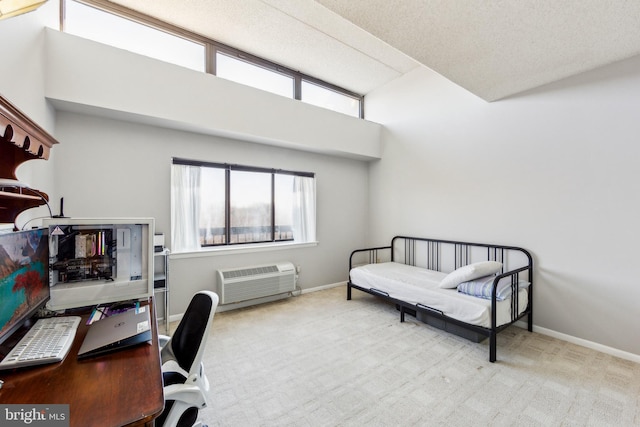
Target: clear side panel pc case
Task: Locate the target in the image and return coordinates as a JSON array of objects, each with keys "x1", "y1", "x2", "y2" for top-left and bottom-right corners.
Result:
[{"x1": 42, "y1": 218, "x2": 155, "y2": 311}]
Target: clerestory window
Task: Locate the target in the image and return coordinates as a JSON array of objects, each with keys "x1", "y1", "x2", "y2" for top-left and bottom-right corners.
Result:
[
  {"x1": 62, "y1": 0, "x2": 363, "y2": 118},
  {"x1": 63, "y1": 0, "x2": 205, "y2": 72}
]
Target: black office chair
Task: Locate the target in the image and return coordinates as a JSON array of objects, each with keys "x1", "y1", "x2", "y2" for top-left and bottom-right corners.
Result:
[{"x1": 156, "y1": 291, "x2": 219, "y2": 427}]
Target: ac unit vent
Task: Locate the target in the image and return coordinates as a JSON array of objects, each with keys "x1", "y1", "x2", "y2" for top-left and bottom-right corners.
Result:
[
  {"x1": 217, "y1": 262, "x2": 296, "y2": 305},
  {"x1": 222, "y1": 265, "x2": 279, "y2": 279}
]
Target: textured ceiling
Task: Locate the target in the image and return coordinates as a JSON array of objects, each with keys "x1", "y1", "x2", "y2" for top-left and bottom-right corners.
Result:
[
  {"x1": 110, "y1": 0, "x2": 418, "y2": 96},
  {"x1": 110, "y1": 0, "x2": 640, "y2": 101}
]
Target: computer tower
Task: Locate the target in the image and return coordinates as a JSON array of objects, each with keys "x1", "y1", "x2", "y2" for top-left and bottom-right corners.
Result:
[{"x1": 43, "y1": 218, "x2": 155, "y2": 311}]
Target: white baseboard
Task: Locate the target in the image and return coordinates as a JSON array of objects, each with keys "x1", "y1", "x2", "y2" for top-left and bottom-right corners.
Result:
[
  {"x1": 168, "y1": 313, "x2": 183, "y2": 324},
  {"x1": 300, "y1": 281, "x2": 346, "y2": 294},
  {"x1": 518, "y1": 322, "x2": 640, "y2": 364}
]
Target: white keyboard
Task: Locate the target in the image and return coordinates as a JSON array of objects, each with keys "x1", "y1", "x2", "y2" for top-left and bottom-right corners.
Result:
[{"x1": 0, "y1": 316, "x2": 81, "y2": 370}]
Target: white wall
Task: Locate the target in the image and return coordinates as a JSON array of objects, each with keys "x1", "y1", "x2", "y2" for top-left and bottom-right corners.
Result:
[
  {"x1": 0, "y1": 1, "x2": 60, "y2": 227},
  {"x1": 365, "y1": 61, "x2": 640, "y2": 357},
  {"x1": 53, "y1": 112, "x2": 369, "y2": 315},
  {"x1": 0, "y1": 2, "x2": 56, "y2": 128}
]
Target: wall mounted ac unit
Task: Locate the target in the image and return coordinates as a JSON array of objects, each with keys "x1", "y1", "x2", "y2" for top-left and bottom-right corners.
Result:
[{"x1": 217, "y1": 262, "x2": 296, "y2": 305}]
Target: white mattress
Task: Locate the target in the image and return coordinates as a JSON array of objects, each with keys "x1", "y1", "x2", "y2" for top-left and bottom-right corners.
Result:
[{"x1": 349, "y1": 262, "x2": 528, "y2": 328}]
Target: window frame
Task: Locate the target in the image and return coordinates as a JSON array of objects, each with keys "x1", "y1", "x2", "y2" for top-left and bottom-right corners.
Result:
[
  {"x1": 61, "y1": 0, "x2": 206, "y2": 72},
  {"x1": 62, "y1": 0, "x2": 364, "y2": 118},
  {"x1": 215, "y1": 51, "x2": 295, "y2": 98},
  {"x1": 172, "y1": 158, "x2": 315, "y2": 249}
]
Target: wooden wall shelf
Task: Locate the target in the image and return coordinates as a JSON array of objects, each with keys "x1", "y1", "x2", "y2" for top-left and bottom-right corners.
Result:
[{"x1": 0, "y1": 94, "x2": 59, "y2": 224}]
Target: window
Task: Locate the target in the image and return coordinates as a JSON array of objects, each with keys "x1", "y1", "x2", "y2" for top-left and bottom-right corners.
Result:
[
  {"x1": 216, "y1": 53, "x2": 294, "y2": 98},
  {"x1": 62, "y1": 0, "x2": 363, "y2": 117},
  {"x1": 171, "y1": 159, "x2": 315, "y2": 252},
  {"x1": 301, "y1": 81, "x2": 361, "y2": 117},
  {"x1": 64, "y1": 0, "x2": 205, "y2": 72},
  {"x1": 229, "y1": 169, "x2": 272, "y2": 243}
]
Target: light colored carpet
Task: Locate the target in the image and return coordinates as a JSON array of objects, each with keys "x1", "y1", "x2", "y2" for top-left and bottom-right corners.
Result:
[{"x1": 196, "y1": 285, "x2": 640, "y2": 426}]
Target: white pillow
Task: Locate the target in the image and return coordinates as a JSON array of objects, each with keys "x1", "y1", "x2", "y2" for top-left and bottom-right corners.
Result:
[{"x1": 438, "y1": 261, "x2": 502, "y2": 289}]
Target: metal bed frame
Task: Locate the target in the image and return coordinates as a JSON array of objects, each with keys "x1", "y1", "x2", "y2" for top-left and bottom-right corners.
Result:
[{"x1": 348, "y1": 236, "x2": 533, "y2": 362}]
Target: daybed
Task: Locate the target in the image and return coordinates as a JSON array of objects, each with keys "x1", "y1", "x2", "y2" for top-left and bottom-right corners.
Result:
[{"x1": 348, "y1": 236, "x2": 533, "y2": 362}]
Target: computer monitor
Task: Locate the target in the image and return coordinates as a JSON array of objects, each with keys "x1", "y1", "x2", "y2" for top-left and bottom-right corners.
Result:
[{"x1": 0, "y1": 228, "x2": 49, "y2": 346}]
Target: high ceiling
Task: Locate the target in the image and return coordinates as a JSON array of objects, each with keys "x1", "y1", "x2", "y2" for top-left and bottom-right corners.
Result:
[{"x1": 110, "y1": 0, "x2": 640, "y2": 101}]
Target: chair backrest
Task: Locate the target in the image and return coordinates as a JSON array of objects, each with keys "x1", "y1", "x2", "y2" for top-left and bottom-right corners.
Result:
[{"x1": 170, "y1": 291, "x2": 219, "y2": 375}]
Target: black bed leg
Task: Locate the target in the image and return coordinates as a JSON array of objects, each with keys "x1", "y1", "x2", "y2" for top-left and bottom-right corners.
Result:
[
  {"x1": 528, "y1": 311, "x2": 533, "y2": 332},
  {"x1": 489, "y1": 333, "x2": 497, "y2": 363},
  {"x1": 347, "y1": 284, "x2": 352, "y2": 300}
]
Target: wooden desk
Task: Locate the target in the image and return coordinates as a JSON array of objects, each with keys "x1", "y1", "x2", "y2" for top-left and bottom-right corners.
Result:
[{"x1": 0, "y1": 300, "x2": 164, "y2": 427}]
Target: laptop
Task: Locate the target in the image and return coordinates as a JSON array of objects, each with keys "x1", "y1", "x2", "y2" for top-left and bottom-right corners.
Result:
[{"x1": 78, "y1": 306, "x2": 151, "y2": 359}]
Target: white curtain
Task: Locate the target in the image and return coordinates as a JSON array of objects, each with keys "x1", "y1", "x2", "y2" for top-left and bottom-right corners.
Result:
[
  {"x1": 171, "y1": 164, "x2": 202, "y2": 252},
  {"x1": 292, "y1": 176, "x2": 316, "y2": 242}
]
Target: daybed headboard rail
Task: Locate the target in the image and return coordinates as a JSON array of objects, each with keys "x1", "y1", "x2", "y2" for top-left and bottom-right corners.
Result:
[
  {"x1": 391, "y1": 236, "x2": 533, "y2": 278},
  {"x1": 349, "y1": 245, "x2": 392, "y2": 270},
  {"x1": 402, "y1": 238, "x2": 441, "y2": 270},
  {"x1": 492, "y1": 265, "x2": 530, "y2": 325}
]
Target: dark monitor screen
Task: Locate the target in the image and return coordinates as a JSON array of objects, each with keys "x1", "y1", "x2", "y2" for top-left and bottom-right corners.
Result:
[{"x1": 0, "y1": 228, "x2": 49, "y2": 346}]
